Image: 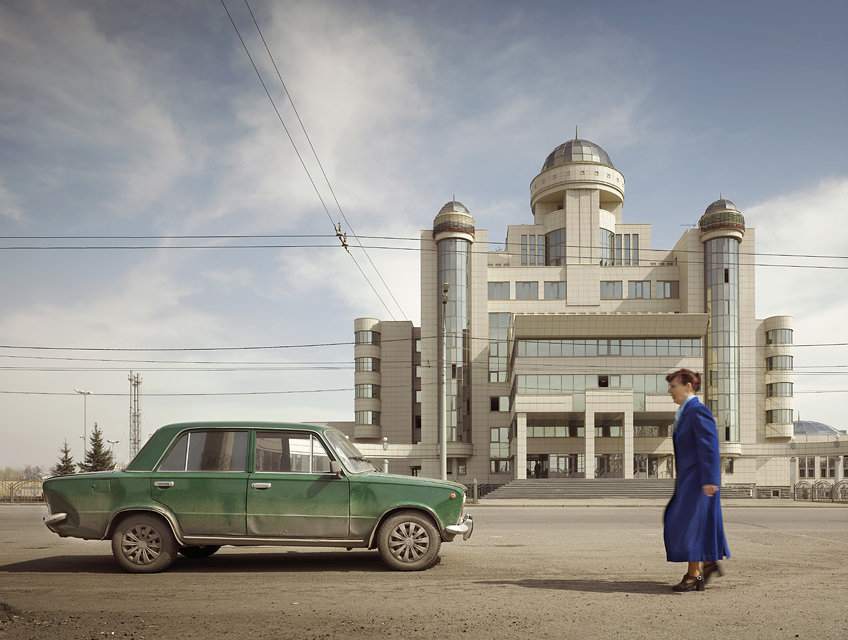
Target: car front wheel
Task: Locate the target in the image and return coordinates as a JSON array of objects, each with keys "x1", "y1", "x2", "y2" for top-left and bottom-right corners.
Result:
[
  {"x1": 377, "y1": 511, "x2": 441, "y2": 571},
  {"x1": 111, "y1": 513, "x2": 177, "y2": 573}
]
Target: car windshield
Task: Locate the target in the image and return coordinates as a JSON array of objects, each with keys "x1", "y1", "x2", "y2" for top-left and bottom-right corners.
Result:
[{"x1": 324, "y1": 429, "x2": 377, "y2": 474}]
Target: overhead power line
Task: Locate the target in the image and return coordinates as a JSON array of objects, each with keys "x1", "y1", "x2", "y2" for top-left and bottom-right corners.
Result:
[{"x1": 220, "y1": 0, "x2": 403, "y2": 321}]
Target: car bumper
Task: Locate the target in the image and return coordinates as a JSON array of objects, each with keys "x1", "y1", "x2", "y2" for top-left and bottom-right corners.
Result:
[
  {"x1": 43, "y1": 512, "x2": 68, "y2": 531},
  {"x1": 446, "y1": 513, "x2": 473, "y2": 540}
]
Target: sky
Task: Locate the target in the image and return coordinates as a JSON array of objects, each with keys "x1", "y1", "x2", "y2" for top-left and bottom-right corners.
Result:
[{"x1": 1, "y1": 0, "x2": 846, "y2": 470}]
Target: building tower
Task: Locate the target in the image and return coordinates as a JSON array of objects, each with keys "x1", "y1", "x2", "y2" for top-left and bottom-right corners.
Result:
[
  {"x1": 432, "y1": 201, "x2": 475, "y2": 447},
  {"x1": 699, "y1": 199, "x2": 745, "y2": 443}
]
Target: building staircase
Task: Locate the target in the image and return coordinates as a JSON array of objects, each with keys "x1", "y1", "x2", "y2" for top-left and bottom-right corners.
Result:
[{"x1": 483, "y1": 478, "x2": 676, "y2": 500}]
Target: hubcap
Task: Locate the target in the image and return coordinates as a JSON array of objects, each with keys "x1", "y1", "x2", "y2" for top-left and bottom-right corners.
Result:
[
  {"x1": 121, "y1": 523, "x2": 163, "y2": 565},
  {"x1": 388, "y1": 522, "x2": 430, "y2": 562}
]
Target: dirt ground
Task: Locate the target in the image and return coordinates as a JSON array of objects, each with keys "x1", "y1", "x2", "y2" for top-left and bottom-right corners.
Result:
[{"x1": 1, "y1": 503, "x2": 847, "y2": 640}]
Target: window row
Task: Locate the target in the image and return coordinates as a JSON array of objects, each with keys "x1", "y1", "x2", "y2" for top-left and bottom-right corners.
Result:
[
  {"x1": 515, "y1": 374, "x2": 669, "y2": 395},
  {"x1": 601, "y1": 280, "x2": 679, "y2": 300},
  {"x1": 516, "y1": 338, "x2": 702, "y2": 358},
  {"x1": 798, "y1": 456, "x2": 847, "y2": 479}
]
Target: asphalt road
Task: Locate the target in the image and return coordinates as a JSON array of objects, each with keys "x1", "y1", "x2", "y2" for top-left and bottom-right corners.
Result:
[{"x1": 1, "y1": 503, "x2": 846, "y2": 640}]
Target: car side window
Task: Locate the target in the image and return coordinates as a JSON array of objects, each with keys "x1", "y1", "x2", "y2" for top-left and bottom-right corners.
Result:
[
  {"x1": 158, "y1": 431, "x2": 248, "y2": 472},
  {"x1": 256, "y1": 432, "x2": 332, "y2": 474}
]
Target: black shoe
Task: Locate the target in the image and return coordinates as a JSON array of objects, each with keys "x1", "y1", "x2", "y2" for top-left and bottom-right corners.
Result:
[
  {"x1": 672, "y1": 573, "x2": 705, "y2": 592},
  {"x1": 702, "y1": 561, "x2": 724, "y2": 585}
]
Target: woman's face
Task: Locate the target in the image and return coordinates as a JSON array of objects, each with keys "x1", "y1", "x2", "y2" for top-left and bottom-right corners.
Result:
[{"x1": 667, "y1": 378, "x2": 693, "y2": 406}]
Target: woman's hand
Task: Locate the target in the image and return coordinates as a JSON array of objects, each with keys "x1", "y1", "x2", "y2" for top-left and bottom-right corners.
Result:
[{"x1": 702, "y1": 484, "x2": 718, "y2": 497}]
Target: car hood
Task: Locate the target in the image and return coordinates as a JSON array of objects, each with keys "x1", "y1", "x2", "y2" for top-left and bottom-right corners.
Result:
[{"x1": 352, "y1": 471, "x2": 466, "y2": 492}]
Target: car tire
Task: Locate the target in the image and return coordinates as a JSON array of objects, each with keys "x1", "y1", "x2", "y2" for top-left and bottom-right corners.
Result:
[
  {"x1": 376, "y1": 511, "x2": 441, "y2": 571},
  {"x1": 178, "y1": 545, "x2": 221, "y2": 559},
  {"x1": 111, "y1": 513, "x2": 178, "y2": 573}
]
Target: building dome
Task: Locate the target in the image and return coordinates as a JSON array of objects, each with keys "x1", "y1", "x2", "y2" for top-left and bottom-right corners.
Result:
[
  {"x1": 542, "y1": 139, "x2": 614, "y2": 171},
  {"x1": 794, "y1": 421, "x2": 843, "y2": 437},
  {"x1": 699, "y1": 198, "x2": 745, "y2": 235},
  {"x1": 433, "y1": 200, "x2": 475, "y2": 239}
]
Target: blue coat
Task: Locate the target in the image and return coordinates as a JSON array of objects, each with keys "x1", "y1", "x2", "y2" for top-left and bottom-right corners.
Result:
[{"x1": 663, "y1": 397, "x2": 730, "y2": 562}]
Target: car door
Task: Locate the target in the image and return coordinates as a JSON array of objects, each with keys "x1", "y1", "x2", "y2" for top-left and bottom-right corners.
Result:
[
  {"x1": 152, "y1": 429, "x2": 249, "y2": 536},
  {"x1": 247, "y1": 430, "x2": 350, "y2": 539}
]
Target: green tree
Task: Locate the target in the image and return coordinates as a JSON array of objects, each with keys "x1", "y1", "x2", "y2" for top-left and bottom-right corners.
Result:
[
  {"x1": 78, "y1": 423, "x2": 115, "y2": 472},
  {"x1": 51, "y1": 440, "x2": 76, "y2": 476}
]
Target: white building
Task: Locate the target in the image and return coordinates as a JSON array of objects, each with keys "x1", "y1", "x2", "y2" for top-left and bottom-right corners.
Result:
[{"x1": 351, "y1": 138, "x2": 846, "y2": 497}]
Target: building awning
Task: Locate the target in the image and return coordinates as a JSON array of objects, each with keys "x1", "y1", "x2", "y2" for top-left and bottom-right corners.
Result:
[{"x1": 512, "y1": 313, "x2": 708, "y2": 339}]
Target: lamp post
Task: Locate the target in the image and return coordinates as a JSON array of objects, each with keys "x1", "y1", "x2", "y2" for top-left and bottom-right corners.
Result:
[
  {"x1": 74, "y1": 388, "x2": 91, "y2": 458},
  {"x1": 440, "y1": 282, "x2": 449, "y2": 481}
]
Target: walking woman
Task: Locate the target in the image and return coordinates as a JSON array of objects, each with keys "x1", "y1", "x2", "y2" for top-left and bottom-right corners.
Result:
[{"x1": 664, "y1": 369, "x2": 730, "y2": 591}]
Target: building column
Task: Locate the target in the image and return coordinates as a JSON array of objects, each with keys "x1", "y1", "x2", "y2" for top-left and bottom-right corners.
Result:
[
  {"x1": 584, "y1": 411, "x2": 595, "y2": 479},
  {"x1": 515, "y1": 412, "x2": 527, "y2": 480},
  {"x1": 836, "y1": 456, "x2": 843, "y2": 483},
  {"x1": 623, "y1": 410, "x2": 634, "y2": 479}
]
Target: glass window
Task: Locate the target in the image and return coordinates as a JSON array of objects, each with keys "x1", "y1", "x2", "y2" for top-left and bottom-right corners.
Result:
[
  {"x1": 628, "y1": 281, "x2": 650, "y2": 298},
  {"x1": 545, "y1": 229, "x2": 566, "y2": 266},
  {"x1": 766, "y1": 382, "x2": 793, "y2": 397},
  {"x1": 798, "y1": 456, "x2": 814, "y2": 478},
  {"x1": 516, "y1": 282, "x2": 539, "y2": 299},
  {"x1": 457, "y1": 458, "x2": 467, "y2": 475},
  {"x1": 821, "y1": 456, "x2": 837, "y2": 479},
  {"x1": 159, "y1": 430, "x2": 248, "y2": 472},
  {"x1": 521, "y1": 235, "x2": 528, "y2": 266},
  {"x1": 656, "y1": 280, "x2": 679, "y2": 299},
  {"x1": 544, "y1": 281, "x2": 566, "y2": 299},
  {"x1": 354, "y1": 330, "x2": 380, "y2": 345},
  {"x1": 488, "y1": 282, "x2": 510, "y2": 300},
  {"x1": 766, "y1": 355, "x2": 793, "y2": 371},
  {"x1": 355, "y1": 410, "x2": 380, "y2": 426},
  {"x1": 355, "y1": 357, "x2": 380, "y2": 372},
  {"x1": 490, "y1": 396, "x2": 509, "y2": 411},
  {"x1": 600, "y1": 281, "x2": 622, "y2": 299},
  {"x1": 354, "y1": 384, "x2": 380, "y2": 399},
  {"x1": 255, "y1": 432, "x2": 332, "y2": 474},
  {"x1": 766, "y1": 409, "x2": 793, "y2": 424},
  {"x1": 766, "y1": 329, "x2": 793, "y2": 345}
]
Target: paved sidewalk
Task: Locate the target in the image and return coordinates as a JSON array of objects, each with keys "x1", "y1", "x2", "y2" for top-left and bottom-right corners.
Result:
[{"x1": 472, "y1": 497, "x2": 847, "y2": 507}]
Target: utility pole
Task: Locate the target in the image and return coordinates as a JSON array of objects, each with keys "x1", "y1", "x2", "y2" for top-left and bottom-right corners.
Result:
[
  {"x1": 440, "y1": 282, "x2": 449, "y2": 481},
  {"x1": 129, "y1": 372, "x2": 142, "y2": 459}
]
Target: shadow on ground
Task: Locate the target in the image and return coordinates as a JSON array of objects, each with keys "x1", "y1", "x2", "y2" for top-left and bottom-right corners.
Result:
[
  {"x1": 0, "y1": 549, "x2": 407, "y2": 574},
  {"x1": 477, "y1": 578, "x2": 670, "y2": 594}
]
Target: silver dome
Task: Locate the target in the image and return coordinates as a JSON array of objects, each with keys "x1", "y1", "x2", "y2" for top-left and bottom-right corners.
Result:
[{"x1": 542, "y1": 139, "x2": 614, "y2": 171}]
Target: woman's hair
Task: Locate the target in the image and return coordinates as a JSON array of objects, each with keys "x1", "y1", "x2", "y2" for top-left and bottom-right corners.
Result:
[{"x1": 666, "y1": 368, "x2": 701, "y2": 392}]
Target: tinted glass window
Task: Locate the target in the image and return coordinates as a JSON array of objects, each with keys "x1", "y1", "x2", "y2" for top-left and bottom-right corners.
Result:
[
  {"x1": 159, "y1": 431, "x2": 247, "y2": 472},
  {"x1": 255, "y1": 432, "x2": 332, "y2": 474}
]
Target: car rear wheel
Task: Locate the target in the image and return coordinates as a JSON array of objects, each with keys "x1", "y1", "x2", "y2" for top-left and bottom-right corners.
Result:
[
  {"x1": 111, "y1": 514, "x2": 177, "y2": 573},
  {"x1": 377, "y1": 511, "x2": 441, "y2": 571},
  {"x1": 178, "y1": 545, "x2": 221, "y2": 559}
]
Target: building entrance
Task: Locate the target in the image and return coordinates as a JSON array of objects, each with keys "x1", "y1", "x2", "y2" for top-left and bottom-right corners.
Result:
[
  {"x1": 527, "y1": 454, "x2": 585, "y2": 478},
  {"x1": 633, "y1": 454, "x2": 673, "y2": 479}
]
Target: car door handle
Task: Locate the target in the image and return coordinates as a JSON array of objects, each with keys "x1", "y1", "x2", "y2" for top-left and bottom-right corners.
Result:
[
  {"x1": 153, "y1": 481, "x2": 174, "y2": 488},
  {"x1": 251, "y1": 482, "x2": 272, "y2": 490}
]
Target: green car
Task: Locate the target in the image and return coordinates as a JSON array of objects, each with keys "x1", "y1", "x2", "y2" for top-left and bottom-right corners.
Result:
[{"x1": 43, "y1": 422, "x2": 472, "y2": 573}]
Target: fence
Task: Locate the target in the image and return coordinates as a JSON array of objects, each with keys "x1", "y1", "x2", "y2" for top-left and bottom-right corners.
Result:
[
  {"x1": 793, "y1": 480, "x2": 848, "y2": 503},
  {"x1": 0, "y1": 480, "x2": 44, "y2": 503}
]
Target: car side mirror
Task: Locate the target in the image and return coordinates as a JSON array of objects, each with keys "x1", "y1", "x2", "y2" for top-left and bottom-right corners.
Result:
[{"x1": 330, "y1": 461, "x2": 343, "y2": 477}]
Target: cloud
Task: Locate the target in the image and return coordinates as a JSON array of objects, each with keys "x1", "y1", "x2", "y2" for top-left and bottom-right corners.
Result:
[
  {"x1": 0, "y1": 181, "x2": 22, "y2": 222},
  {"x1": 746, "y1": 177, "x2": 848, "y2": 427}
]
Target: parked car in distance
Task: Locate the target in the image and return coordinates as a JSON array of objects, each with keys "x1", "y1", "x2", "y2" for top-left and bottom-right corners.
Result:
[{"x1": 43, "y1": 422, "x2": 472, "y2": 573}]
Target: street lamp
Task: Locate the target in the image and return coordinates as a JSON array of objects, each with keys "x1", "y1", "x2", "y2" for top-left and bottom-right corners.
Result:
[{"x1": 74, "y1": 388, "x2": 91, "y2": 458}]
